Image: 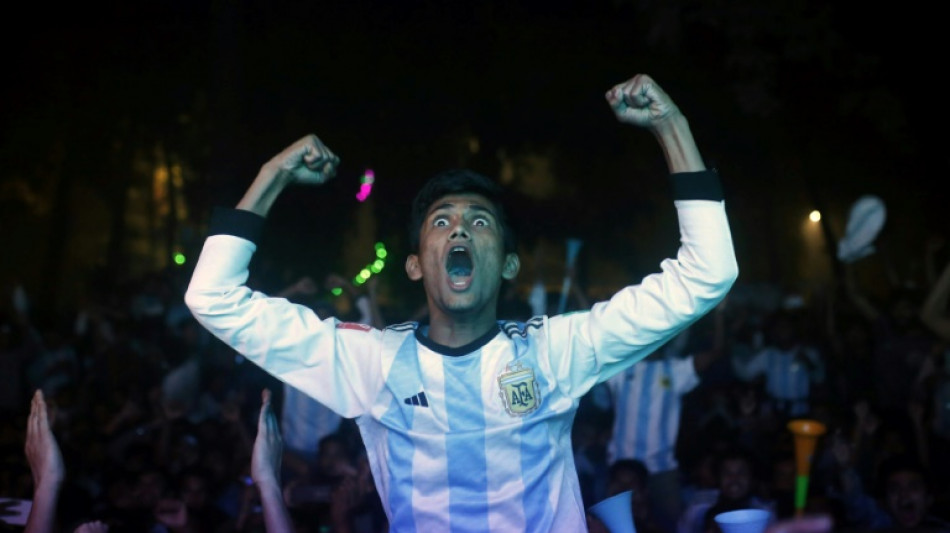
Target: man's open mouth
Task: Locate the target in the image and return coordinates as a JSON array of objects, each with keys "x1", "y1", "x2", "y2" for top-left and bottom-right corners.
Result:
[{"x1": 446, "y1": 246, "x2": 473, "y2": 287}]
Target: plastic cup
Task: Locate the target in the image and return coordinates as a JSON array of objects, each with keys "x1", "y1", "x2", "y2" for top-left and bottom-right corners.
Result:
[
  {"x1": 588, "y1": 490, "x2": 636, "y2": 533},
  {"x1": 713, "y1": 509, "x2": 771, "y2": 533}
]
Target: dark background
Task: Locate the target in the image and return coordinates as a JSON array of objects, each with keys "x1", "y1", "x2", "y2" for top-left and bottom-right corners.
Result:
[{"x1": 2, "y1": 0, "x2": 946, "y2": 317}]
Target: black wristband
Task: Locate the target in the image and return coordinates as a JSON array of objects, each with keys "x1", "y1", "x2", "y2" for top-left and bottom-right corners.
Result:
[
  {"x1": 208, "y1": 207, "x2": 266, "y2": 243},
  {"x1": 670, "y1": 169, "x2": 723, "y2": 201}
]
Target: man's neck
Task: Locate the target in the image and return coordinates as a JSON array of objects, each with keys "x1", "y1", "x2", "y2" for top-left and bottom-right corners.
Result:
[{"x1": 424, "y1": 310, "x2": 498, "y2": 348}]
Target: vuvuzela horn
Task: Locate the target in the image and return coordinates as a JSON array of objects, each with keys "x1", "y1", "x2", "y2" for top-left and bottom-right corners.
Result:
[{"x1": 787, "y1": 419, "x2": 827, "y2": 517}]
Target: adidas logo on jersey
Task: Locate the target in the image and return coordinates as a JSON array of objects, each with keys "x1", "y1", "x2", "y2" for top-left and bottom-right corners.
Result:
[{"x1": 403, "y1": 391, "x2": 428, "y2": 407}]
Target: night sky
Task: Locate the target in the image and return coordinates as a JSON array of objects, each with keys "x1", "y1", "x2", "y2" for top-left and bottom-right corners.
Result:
[{"x1": 2, "y1": 0, "x2": 946, "y2": 312}]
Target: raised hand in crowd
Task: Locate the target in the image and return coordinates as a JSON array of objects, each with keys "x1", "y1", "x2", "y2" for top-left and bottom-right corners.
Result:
[
  {"x1": 24, "y1": 389, "x2": 64, "y2": 533},
  {"x1": 249, "y1": 388, "x2": 295, "y2": 533}
]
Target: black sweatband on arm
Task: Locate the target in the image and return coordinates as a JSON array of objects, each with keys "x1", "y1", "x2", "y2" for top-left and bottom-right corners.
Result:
[
  {"x1": 208, "y1": 207, "x2": 266, "y2": 243},
  {"x1": 670, "y1": 169, "x2": 723, "y2": 201}
]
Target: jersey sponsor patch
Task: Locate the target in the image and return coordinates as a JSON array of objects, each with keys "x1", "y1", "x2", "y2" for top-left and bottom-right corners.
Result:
[
  {"x1": 498, "y1": 362, "x2": 541, "y2": 416},
  {"x1": 336, "y1": 322, "x2": 372, "y2": 332}
]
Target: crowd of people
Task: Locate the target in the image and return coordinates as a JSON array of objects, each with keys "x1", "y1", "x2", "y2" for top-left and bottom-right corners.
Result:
[
  {"x1": 3, "y1": 72, "x2": 950, "y2": 533},
  {"x1": 5, "y1": 245, "x2": 950, "y2": 532}
]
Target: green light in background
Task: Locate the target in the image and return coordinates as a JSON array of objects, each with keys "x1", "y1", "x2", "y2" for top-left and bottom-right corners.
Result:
[
  {"x1": 354, "y1": 276, "x2": 364, "y2": 285},
  {"x1": 373, "y1": 259, "x2": 385, "y2": 270},
  {"x1": 360, "y1": 269, "x2": 371, "y2": 279},
  {"x1": 370, "y1": 263, "x2": 382, "y2": 274},
  {"x1": 173, "y1": 253, "x2": 186, "y2": 265},
  {"x1": 376, "y1": 248, "x2": 387, "y2": 259},
  {"x1": 331, "y1": 287, "x2": 343, "y2": 296},
  {"x1": 374, "y1": 242, "x2": 385, "y2": 250}
]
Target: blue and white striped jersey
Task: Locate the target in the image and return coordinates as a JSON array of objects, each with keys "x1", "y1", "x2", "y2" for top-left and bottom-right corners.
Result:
[
  {"x1": 733, "y1": 345, "x2": 824, "y2": 416},
  {"x1": 185, "y1": 172, "x2": 737, "y2": 532},
  {"x1": 605, "y1": 354, "x2": 699, "y2": 473}
]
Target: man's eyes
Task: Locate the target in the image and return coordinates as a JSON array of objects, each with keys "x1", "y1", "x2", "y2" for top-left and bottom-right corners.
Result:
[{"x1": 431, "y1": 216, "x2": 490, "y2": 227}]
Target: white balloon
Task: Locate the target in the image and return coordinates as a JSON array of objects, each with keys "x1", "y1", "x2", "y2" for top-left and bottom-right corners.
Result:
[{"x1": 837, "y1": 195, "x2": 886, "y2": 263}]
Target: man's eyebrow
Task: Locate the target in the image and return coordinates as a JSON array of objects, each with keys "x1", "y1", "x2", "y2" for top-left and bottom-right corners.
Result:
[
  {"x1": 427, "y1": 202, "x2": 497, "y2": 217},
  {"x1": 468, "y1": 204, "x2": 495, "y2": 215},
  {"x1": 427, "y1": 201, "x2": 455, "y2": 214}
]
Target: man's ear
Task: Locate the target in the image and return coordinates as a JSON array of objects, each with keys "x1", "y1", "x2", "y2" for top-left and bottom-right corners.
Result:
[
  {"x1": 406, "y1": 255, "x2": 422, "y2": 281},
  {"x1": 502, "y1": 253, "x2": 520, "y2": 281}
]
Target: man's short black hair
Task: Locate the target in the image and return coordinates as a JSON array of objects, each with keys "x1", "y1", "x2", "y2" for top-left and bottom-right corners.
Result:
[{"x1": 408, "y1": 169, "x2": 517, "y2": 254}]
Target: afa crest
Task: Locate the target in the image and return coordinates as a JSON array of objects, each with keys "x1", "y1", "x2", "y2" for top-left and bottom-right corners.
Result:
[{"x1": 498, "y1": 362, "x2": 541, "y2": 417}]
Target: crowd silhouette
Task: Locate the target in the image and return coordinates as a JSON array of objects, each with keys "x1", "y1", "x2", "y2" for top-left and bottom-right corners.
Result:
[{"x1": 3, "y1": 231, "x2": 950, "y2": 532}]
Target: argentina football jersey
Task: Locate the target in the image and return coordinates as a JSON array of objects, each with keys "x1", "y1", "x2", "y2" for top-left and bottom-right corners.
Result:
[
  {"x1": 606, "y1": 355, "x2": 699, "y2": 471},
  {"x1": 355, "y1": 316, "x2": 588, "y2": 532}
]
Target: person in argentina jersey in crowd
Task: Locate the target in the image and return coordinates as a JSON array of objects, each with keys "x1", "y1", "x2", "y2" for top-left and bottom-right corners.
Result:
[{"x1": 184, "y1": 72, "x2": 738, "y2": 532}]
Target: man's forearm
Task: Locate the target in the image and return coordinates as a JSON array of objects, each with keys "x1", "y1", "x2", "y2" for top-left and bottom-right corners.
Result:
[
  {"x1": 237, "y1": 163, "x2": 293, "y2": 217},
  {"x1": 652, "y1": 113, "x2": 705, "y2": 173}
]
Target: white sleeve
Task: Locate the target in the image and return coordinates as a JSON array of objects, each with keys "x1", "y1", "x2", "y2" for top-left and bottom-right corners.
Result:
[
  {"x1": 184, "y1": 234, "x2": 383, "y2": 418},
  {"x1": 544, "y1": 198, "x2": 738, "y2": 397}
]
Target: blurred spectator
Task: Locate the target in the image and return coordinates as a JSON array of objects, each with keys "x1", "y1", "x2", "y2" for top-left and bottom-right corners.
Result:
[
  {"x1": 27, "y1": 312, "x2": 80, "y2": 403},
  {"x1": 732, "y1": 307, "x2": 826, "y2": 421},
  {"x1": 282, "y1": 432, "x2": 357, "y2": 531},
  {"x1": 588, "y1": 458, "x2": 664, "y2": 533},
  {"x1": 843, "y1": 260, "x2": 938, "y2": 435},
  {"x1": 0, "y1": 284, "x2": 37, "y2": 419},
  {"x1": 832, "y1": 449, "x2": 949, "y2": 531},
  {"x1": 177, "y1": 465, "x2": 232, "y2": 531},
  {"x1": 605, "y1": 301, "x2": 727, "y2": 532},
  {"x1": 821, "y1": 281, "x2": 876, "y2": 411},
  {"x1": 680, "y1": 445, "x2": 724, "y2": 522},
  {"x1": 678, "y1": 445, "x2": 776, "y2": 533},
  {"x1": 327, "y1": 449, "x2": 388, "y2": 533}
]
